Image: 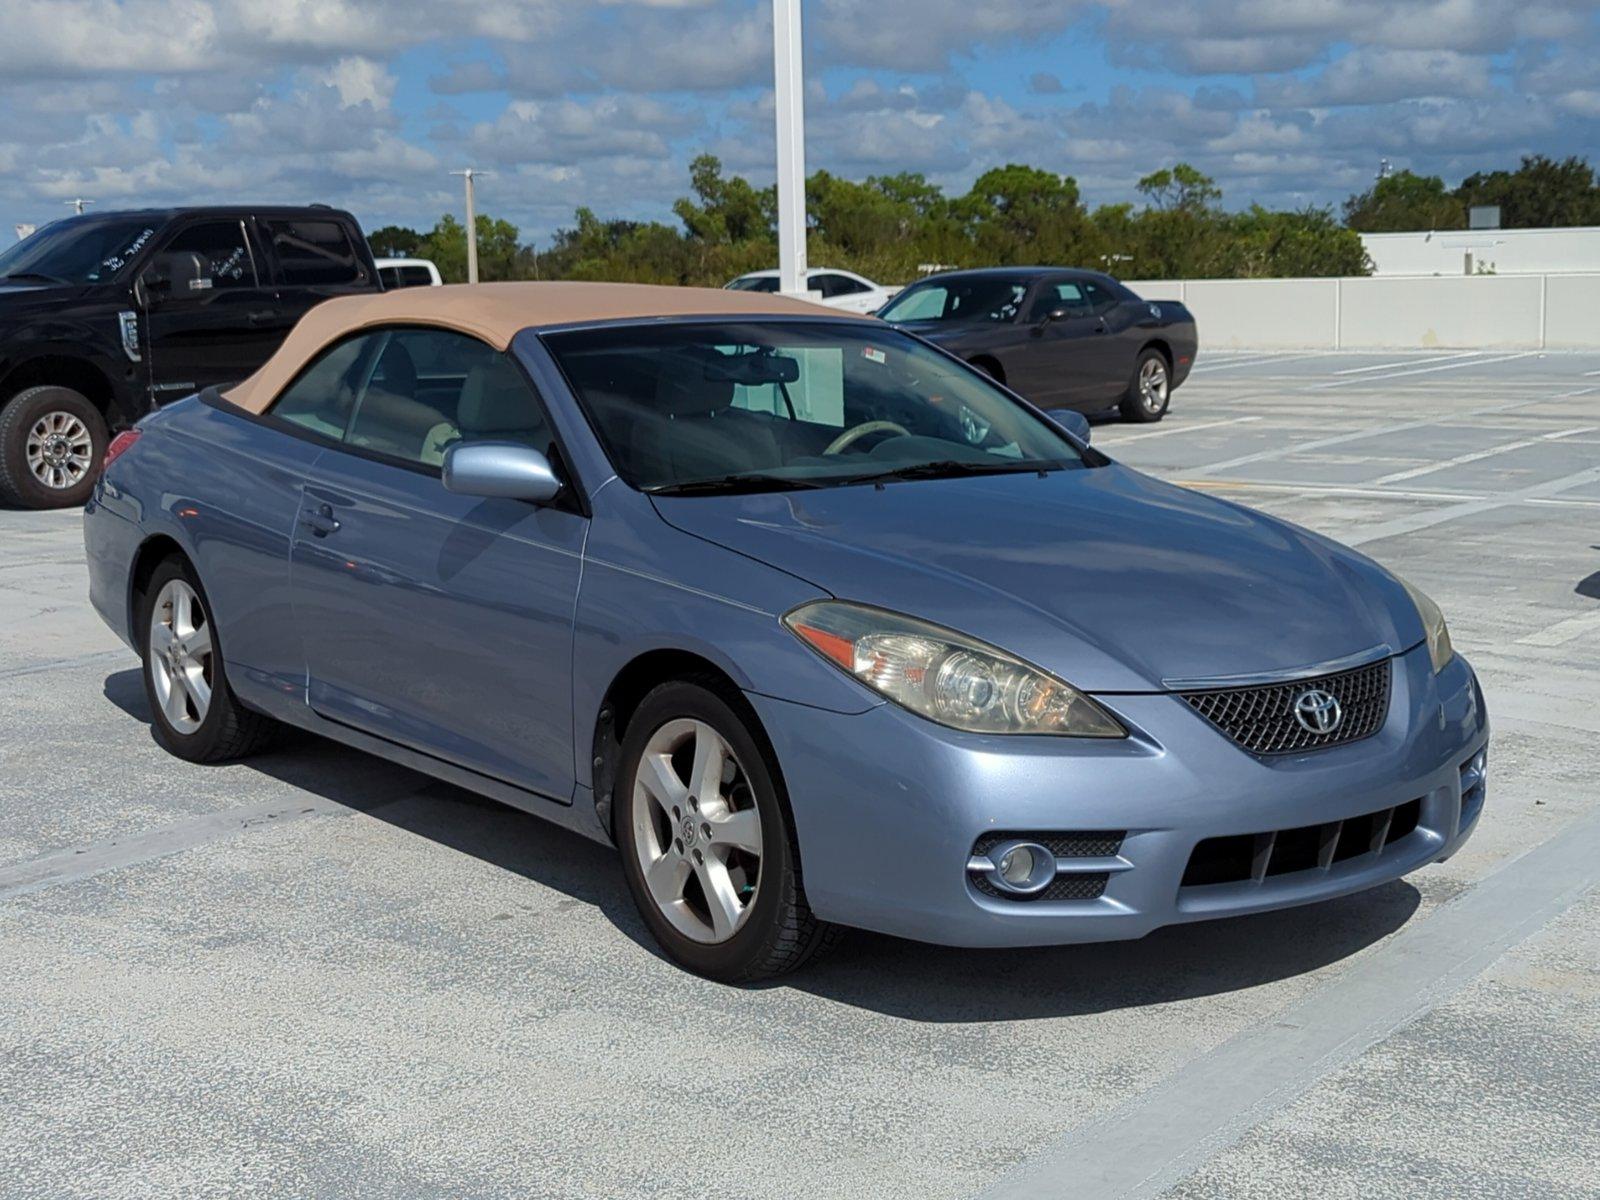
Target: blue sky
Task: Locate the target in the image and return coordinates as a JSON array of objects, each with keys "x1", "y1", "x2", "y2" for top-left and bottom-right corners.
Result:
[{"x1": 3, "y1": 1, "x2": 1598, "y2": 246}]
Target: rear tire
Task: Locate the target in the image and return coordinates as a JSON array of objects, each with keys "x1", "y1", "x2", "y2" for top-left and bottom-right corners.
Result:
[
  {"x1": 0, "y1": 386, "x2": 108, "y2": 509},
  {"x1": 1119, "y1": 348, "x2": 1171, "y2": 423},
  {"x1": 615, "y1": 680, "x2": 841, "y2": 982},
  {"x1": 139, "y1": 556, "x2": 281, "y2": 763}
]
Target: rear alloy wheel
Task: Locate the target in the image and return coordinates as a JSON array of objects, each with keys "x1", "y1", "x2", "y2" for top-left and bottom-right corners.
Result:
[
  {"x1": 1119, "y1": 349, "x2": 1171, "y2": 423},
  {"x1": 0, "y1": 386, "x2": 108, "y2": 509},
  {"x1": 616, "y1": 681, "x2": 840, "y2": 981},
  {"x1": 139, "y1": 557, "x2": 280, "y2": 762}
]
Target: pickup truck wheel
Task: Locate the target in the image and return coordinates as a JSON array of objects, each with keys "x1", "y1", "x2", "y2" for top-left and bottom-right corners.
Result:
[
  {"x1": 1118, "y1": 349, "x2": 1171, "y2": 423},
  {"x1": 0, "y1": 386, "x2": 108, "y2": 509}
]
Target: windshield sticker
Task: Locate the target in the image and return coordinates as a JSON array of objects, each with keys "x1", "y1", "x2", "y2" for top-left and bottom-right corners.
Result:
[
  {"x1": 862, "y1": 346, "x2": 886, "y2": 365},
  {"x1": 189, "y1": 278, "x2": 213, "y2": 291},
  {"x1": 99, "y1": 227, "x2": 155, "y2": 276}
]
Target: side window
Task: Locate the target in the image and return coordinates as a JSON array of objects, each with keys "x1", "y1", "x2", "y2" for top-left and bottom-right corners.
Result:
[
  {"x1": 343, "y1": 328, "x2": 554, "y2": 468},
  {"x1": 143, "y1": 221, "x2": 257, "y2": 296},
  {"x1": 1032, "y1": 281, "x2": 1092, "y2": 320},
  {"x1": 264, "y1": 219, "x2": 365, "y2": 286},
  {"x1": 268, "y1": 334, "x2": 377, "y2": 441},
  {"x1": 1082, "y1": 280, "x2": 1119, "y2": 314}
]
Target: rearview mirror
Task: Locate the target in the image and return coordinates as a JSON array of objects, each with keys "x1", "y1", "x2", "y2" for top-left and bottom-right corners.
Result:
[
  {"x1": 703, "y1": 352, "x2": 800, "y2": 385},
  {"x1": 443, "y1": 442, "x2": 562, "y2": 503},
  {"x1": 1044, "y1": 408, "x2": 1091, "y2": 444}
]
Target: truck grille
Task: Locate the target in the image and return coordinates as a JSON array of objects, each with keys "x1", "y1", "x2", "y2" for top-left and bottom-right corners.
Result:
[{"x1": 1179, "y1": 658, "x2": 1391, "y2": 755}]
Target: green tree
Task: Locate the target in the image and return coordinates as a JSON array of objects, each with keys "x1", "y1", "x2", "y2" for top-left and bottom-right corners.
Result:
[
  {"x1": 1455, "y1": 155, "x2": 1600, "y2": 228},
  {"x1": 1137, "y1": 163, "x2": 1223, "y2": 214},
  {"x1": 367, "y1": 224, "x2": 424, "y2": 258},
  {"x1": 417, "y1": 213, "x2": 523, "y2": 283},
  {"x1": 672, "y1": 153, "x2": 774, "y2": 244},
  {"x1": 1342, "y1": 171, "x2": 1464, "y2": 232}
]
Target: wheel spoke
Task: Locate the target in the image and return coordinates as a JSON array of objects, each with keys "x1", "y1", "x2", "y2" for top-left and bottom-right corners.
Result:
[
  {"x1": 637, "y1": 751, "x2": 687, "y2": 815},
  {"x1": 708, "y1": 807, "x2": 761, "y2": 854},
  {"x1": 162, "y1": 670, "x2": 191, "y2": 725},
  {"x1": 171, "y1": 587, "x2": 195, "y2": 637},
  {"x1": 148, "y1": 621, "x2": 176, "y2": 657},
  {"x1": 178, "y1": 664, "x2": 211, "y2": 716},
  {"x1": 689, "y1": 724, "x2": 726, "y2": 806},
  {"x1": 178, "y1": 621, "x2": 211, "y2": 661},
  {"x1": 644, "y1": 851, "x2": 691, "y2": 907},
  {"x1": 695, "y1": 855, "x2": 744, "y2": 940}
]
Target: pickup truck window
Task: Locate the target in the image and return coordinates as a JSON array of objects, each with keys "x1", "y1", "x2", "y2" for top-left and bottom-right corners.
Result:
[
  {"x1": 264, "y1": 219, "x2": 364, "y2": 286},
  {"x1": 144, "y1": 222, "x2": 258, "y2": 294},
  {"x1": 0, "y1": 217, "x2": 157, "y2": 285}
]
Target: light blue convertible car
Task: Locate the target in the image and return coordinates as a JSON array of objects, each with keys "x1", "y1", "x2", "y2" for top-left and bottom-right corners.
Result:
[{"x1": 84, "y1": 282, "x2": 1488, "y2": 980}]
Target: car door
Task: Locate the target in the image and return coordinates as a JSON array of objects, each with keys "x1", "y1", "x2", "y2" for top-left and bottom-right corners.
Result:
[
  {"x1": 1015, "y1": 278, "x2": 1123, "y2": 408},
  {"x1": 138, "y1": 218, "x2": 283, "y2": 401},
  {"x1": 1080, "y1": 278, "x2": 1142, "y2": 401},
  {"x1": 275, "y1": 325, "x2": 587, "y2": 801},
  {"x1": 259, "y1": 215, "x2": 376, "y2": 332}
]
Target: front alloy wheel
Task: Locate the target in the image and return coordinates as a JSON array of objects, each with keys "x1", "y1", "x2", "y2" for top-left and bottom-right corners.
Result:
[
  {"x1": 631, "y1": 718, "x2": 764, "y2": 943},
  {"x1": 27, "y1": 410, "x2": 96, "y2": 493},
  {"x1": 615, "y1": 681, "x2": 840, "y2": 981}
]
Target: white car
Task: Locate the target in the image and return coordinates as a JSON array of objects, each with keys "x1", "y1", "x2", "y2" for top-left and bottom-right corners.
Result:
[
  {"x1": 725, "y1": 268, "x2": 896, "y2": 314},
  {"x1": 376, "y1": 257, "x2": 443, "y2": 289}
]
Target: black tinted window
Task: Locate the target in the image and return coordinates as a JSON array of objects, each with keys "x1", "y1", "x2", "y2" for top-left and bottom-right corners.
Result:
[
  {"x1": 144, "y1": 221, "x2": 256, "y2": 295},
  {"x1": 380, "y1": 265, "x2": 434, "y2": 289},
  {"x1": 812, "y1": 273, "x2": 867, "y2": 297},
  {"x1": 265, "y1": 219, "x2": 364, "y2": 285},
  {"x1": 0, "y1": 217, "x2": 158, "y2": 285}
]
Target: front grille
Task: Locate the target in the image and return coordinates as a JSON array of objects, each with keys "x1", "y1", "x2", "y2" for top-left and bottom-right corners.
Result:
[
  {"x1": 1180, "y1": 658, "x2": 1391, "y2": 755},
  {"x1": 972, "y1": 872, "x2": 1109, "y2": 902},
  {"x1": 1181, "y1": 797, "x2": 1422, "y2": 888}
]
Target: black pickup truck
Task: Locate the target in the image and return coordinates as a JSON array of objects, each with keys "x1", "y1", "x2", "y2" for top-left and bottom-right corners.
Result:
[{"x1": 0, "y1": 205, "x2": 379, "y2": 508}]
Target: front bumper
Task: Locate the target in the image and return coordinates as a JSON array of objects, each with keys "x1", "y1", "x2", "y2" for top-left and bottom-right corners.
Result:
[{"x1": 751, "y1": 644, "x2": 1486, "y2": 947}]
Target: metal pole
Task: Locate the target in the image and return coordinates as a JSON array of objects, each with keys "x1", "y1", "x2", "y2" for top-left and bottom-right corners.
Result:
[
  {"x1": 66, "y1": 198, "x2": 93, "y2": 216},
  {"x1": 772, "y1": 0, "x2": 807, "y2": 296},
  {"x1": 451, "y1": 169, "x2": 489, "y2": 284}
]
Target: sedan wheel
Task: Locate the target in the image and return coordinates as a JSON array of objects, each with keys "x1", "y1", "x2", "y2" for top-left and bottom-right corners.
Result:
[
  {"x1": 148, "y1": 578, "x2": 214, "y2": 735},
  {"x1": 1119, "y1": 349, "x2": 1172, "y2": 423},
  {"x1": 630, "y1": 717, "x2": 763, "y2": 944},
  {"x1": 138, "y1": 556, "x2": 280, "y2": 762},
  {"x1": 614, "y1": 681, "x2": 841, "y2": 980}
]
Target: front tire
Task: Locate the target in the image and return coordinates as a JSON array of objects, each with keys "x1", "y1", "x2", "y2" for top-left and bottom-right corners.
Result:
[
  {"x1": 1119, "y1": 349, "x2": 1171, "y2": 423},
  {"x1": 139, "y1": 556, "x2": 280, "y2": 763},
  {"x1": 615, "y1": 681, "x2": 840, "y2": 981},
  {"x1": 0, "y1": 386, "x2": 108, "y2": 509}
]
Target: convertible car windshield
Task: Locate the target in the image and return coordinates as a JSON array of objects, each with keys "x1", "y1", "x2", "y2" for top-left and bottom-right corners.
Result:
[{"x1": 544, "y1": 321, "x2": 1087, "y2": 494}]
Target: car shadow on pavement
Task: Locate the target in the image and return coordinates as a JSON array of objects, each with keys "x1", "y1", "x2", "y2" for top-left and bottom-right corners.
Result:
[{"x1": 106, "y1": 667, "x2": 1422, "y2": 1022}]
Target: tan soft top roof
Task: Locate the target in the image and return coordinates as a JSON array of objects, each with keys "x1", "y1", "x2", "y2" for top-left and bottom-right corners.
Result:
[{"x1": 223, "y1": 280, "x2": 866, "y2": 413}]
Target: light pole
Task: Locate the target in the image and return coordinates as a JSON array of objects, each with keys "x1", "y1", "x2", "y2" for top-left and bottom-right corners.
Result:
[
  {"x1": 772, "y1": 0, "x2": 808, "y2": 297},
  {"x1": 450, "y1": 168, "x2": 490, "y2": 283},
  {"x1": 66, "y1": 198, "x2": 93, "y2": 216}
]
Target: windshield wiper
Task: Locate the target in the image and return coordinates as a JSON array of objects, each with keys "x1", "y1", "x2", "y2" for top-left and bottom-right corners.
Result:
[
  {"x1": 647, "y1": 473, "x2": 834, "y2": 497},
  {"x1": 2, "y1": 271, "x2": 67, "y2": 285},
  {"x1": 840, "y1": 458, "x2": 1066, "y2": 485}
]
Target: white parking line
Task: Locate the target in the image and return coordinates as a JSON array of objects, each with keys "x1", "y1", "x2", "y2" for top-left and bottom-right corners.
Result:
[
  {"x1": 1190, "y1": 353, "x2": 1337, "y2": 374},
  {"x1": 1100, "y1": 415, "x2": 1261, "y2": 442},
  {"x1": 1311, "y1": 352, "x2": 1534, "y2": 389},
  {"x1": 1188, "y1": 395, "x2": 1550, "y2": 477},
  {"x1": 1345, "y1": 464, "x2": 1600, "y2": 546},
  {"x1": 980, "y1": 805, "x2": 1600, "y2": 1200},
  {"x1": 1332, "y1": 352, "x2": 1479, "y2": 375},
  {"x1": 1366, "y1": 426, "x2": 1597, "y2": 485},
  {"x1": 1517, "y1": 610, "x2": 1600, "y2": 647}
]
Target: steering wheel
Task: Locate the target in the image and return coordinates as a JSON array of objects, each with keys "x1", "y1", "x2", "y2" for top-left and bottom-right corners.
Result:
[{"x1": 823, "y1": 420, "x2": 911, "y2": 456}]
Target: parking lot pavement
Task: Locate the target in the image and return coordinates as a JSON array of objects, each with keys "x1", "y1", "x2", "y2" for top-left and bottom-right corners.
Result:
[{"x1": 2, "y1": 350, "x2": 1596, "y2": 1200}]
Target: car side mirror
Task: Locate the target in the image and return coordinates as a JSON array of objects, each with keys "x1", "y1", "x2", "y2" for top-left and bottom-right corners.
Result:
[
  {"x1": 442, "y1": 442, "x2": 562, "y2": 503},
  {"x1": 1041, "y1": 307, "x2": 1069, "y2": 323},
  {"x1": 1044, "y1": 408, "x2": 1091, "y2": 444}
]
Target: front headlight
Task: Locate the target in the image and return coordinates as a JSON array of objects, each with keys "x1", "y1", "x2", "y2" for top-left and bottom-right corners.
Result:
[
  {"x1": 783, "y1": 601, "x2": 1125, "y2": 737},
  {"x1": 1396, "y1": 574, "x2": 1454, "y2": 673}
]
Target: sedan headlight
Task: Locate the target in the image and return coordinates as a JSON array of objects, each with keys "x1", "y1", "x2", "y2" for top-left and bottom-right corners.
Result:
[
  {"x1": 1396, "y1": 575, "x2": 1454, "y2": 673},
  {"x1": 784, "y1": 601, "x2": 1125, "y2": 737}
]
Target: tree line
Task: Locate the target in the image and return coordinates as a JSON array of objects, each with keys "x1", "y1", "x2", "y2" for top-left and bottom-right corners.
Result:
[{"x1": 368, "y1": 153, "x2": 1599, "y2": 288}]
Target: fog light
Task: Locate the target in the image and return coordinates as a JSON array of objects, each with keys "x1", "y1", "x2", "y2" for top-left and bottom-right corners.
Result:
[
  {"x1": 984, "y1": 839, "x2": 1055, "y2": 894},
  {"x1": 998, "y1": 845, "x2": 1034, "y2": 886}
]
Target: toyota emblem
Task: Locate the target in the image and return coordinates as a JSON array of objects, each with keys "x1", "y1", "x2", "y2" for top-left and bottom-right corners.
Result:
[{"x1": 1292, "y1": 688, "x2": 1343, "y2": 735}]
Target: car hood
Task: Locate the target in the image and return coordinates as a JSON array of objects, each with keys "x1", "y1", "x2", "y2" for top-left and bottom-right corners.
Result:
[{"x1": 651, "y1": 465, "x2": 1418, "y2": 693}]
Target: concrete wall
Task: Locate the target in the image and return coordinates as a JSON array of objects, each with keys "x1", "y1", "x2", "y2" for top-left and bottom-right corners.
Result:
[
  {"x1": 1123, "y1": 274, "x2": 1600, "y2": 349},
  {"x1": 1361, "y1": 225, "x2": 1600, "y2": 277}
]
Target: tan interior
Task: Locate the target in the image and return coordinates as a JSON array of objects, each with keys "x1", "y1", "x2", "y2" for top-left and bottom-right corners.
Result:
[{"x1": 221, "y1": 280, "x2": 867, "y2": 414}]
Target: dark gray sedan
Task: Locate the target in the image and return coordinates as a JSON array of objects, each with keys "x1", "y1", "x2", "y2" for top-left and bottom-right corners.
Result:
[{"x1": 879, "y1": 267, "x2": 1197, "y2": 422}]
